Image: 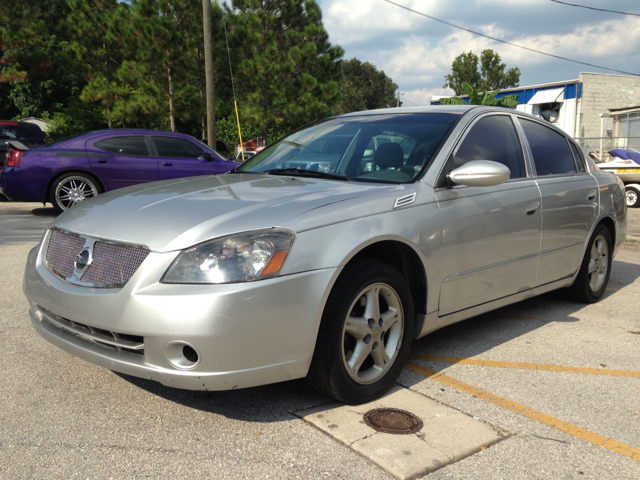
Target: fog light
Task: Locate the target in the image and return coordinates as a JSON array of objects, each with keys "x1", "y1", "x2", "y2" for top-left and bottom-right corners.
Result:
[{"x1": 163, "y1": 341, "x2": 201, "y2": 370}]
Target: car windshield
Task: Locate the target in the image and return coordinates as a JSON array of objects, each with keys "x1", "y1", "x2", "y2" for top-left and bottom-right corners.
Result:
[
  {"x1": 236, "y1": 113, "x2": 460, "y2": 183},
  {"x1": 0, "y1": 123, "x2": 46, "y2": 144}
]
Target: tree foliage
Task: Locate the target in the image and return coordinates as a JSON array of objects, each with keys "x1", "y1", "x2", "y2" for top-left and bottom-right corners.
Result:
[
  {"x1": 226, "y1": 0, "x2": 343, "y2": 143},
  {"x1": 0, "y1": 0, "x2": 398, "y2": 149},
  {"x1": 333, "y1": 58, "x2": 398, "y2": 115},
  {"x1": 439, "y1": 82, "x2": 518, "y2": 107},
  {"x1": 444, "y1": 49, "x2": 520, "y2": 96},
  {"x1": 0, "y1": 0, "x2": 86, "y2": 122}
]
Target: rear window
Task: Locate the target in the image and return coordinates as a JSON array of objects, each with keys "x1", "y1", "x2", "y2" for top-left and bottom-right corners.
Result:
[
  {"x1": 519, "y1": 119, "x2": 576, "y2": 175},
  {"x1": 0, "y1": 122, "x2": 46, "y2": 144},
  {"x1": 152, "y1": 136, "x2": 204, "y2": 158}
]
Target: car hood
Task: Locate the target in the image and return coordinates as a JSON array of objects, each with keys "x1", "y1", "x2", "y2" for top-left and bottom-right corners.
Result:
[{"x1": 53, "y1": 173, "x2": 401, "y2": 252}]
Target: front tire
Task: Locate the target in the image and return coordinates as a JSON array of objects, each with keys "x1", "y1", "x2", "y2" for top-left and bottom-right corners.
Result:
[
  {"x1": 50, "y1": 173, "x2": 102, "y2": 213},
  {"x1": 625, "y1": 186, "x2": 640, "y2": 208},
  {"x1": 307, "y1": 260, "x2": 414, "y2": 404},
  {"x1": 568, "y1": 225, "x2": 612, "y2": 303}
]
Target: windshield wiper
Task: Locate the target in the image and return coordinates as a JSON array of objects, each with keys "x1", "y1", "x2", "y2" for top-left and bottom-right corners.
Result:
[
  {"x1": 229, "y1": 166, "x2": 260, "y2": 174},
  {"x1": 262, "y1": 167, "x2": 350, "y2": 181}
]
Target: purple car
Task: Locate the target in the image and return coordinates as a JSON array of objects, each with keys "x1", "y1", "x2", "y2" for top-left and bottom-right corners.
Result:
[{"x1": 0, "y1": 129, "x2": 239, "y2": 212}]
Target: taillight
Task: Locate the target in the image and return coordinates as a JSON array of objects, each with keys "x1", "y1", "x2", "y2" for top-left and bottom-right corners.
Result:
[{"x1": 5, "y1": 148, "x2": 22, "y2": 167}]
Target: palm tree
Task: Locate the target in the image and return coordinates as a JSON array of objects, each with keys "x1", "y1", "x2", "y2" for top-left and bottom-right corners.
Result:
[{"x1": 440, "y1": 82, "x2": 518, "y2": 107}]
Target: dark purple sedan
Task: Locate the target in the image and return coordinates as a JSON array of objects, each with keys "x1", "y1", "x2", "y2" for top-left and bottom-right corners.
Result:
[{"x1": 0, "y1": 129, "x2": 239, "y2": 212}]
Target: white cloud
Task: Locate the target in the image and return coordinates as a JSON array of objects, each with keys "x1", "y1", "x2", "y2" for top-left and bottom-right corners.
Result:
[{"x1": 321, "y1": 0, "x2": 640, "y2": 97}]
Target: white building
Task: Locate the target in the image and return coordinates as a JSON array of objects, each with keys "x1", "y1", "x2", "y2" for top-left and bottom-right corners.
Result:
[{"x1": 432, "y1": 72, "x2": 640, "y2": 142}]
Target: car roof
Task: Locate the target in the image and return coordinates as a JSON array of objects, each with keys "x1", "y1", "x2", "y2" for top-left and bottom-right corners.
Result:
[
  {"x1": 339, "y1": 105, "x2": 477, "y2": 117},
  {"x1": 84, "y1": 129, "x2": 194, "y2": 136},
  {"x1": 337, "y1": 105, "x2": 573, "y2": 138}
]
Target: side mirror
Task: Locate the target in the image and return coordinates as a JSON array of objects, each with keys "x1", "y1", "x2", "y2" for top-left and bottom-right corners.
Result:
[
  {"x1": 202, "y1": 151, "x2": 213, "y2": 161},
  {"x1": 448, "y1": 160, "x2": 510, "y2": 187}
]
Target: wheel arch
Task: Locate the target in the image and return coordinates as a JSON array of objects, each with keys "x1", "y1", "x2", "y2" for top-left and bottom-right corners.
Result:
[
  {"x1": 341, "y1": 239, "x2": 428, "y2": 338},
  {"x1": 597, "y1": 215, "x2": 616, "y2": 248}
]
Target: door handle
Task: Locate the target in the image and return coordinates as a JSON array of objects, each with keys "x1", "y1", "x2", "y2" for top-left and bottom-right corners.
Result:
[
  {"x1": 525, "y1": 202, "x2": 540, "y2": 216},
  {"x1": 97, "y1": 160, "x2": 107, "y2": 164},
  {"x1": 162, "y1": 162, "x2": 174, "y2": 166},
  {"x1": 587, "y1": 190, "x2": 596, "y2": 201}
]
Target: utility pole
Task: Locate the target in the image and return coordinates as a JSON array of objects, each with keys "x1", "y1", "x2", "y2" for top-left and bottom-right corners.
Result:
[
  {"x1": 396, "y1": 92, "x2": 404, "y2": 107},
  {"x1": 202, "y1": 0, "x2": 215, "y2": 148}
]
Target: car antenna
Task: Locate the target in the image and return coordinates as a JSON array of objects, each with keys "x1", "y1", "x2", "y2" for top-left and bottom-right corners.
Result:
[{"x1": 223, "y1": 13, "x2": 245, "y2": 162}]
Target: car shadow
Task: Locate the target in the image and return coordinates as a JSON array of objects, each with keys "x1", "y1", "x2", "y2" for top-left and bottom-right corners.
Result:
[
  {"x1": 114, "y1": 257, "x2": 639, "y2": 418},
  {"x1": 407, "y1": 256, "x2": 640, "y2": 372},
  {"x1": 0, "y1": 203, "x2": 56, "y2": 245},
  {"x1": 31, "y1": 206, "x2": 57, "y2": 217},
  {"x1": 113, "y1": 373, "x2": 333, "y2": 422}
]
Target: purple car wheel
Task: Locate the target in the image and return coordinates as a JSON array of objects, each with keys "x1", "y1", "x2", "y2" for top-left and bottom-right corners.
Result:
[{"x1": 51, "y1": 173, "x2": 102, "y2": 213}]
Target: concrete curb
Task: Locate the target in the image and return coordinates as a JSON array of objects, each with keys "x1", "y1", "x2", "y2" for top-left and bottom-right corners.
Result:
[{"x1": 296, "y1": 386, "x2": 507, "y2": 480}]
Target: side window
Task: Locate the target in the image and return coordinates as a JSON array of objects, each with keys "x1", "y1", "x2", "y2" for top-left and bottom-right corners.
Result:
[
  {"x1": 569, "y1": 141, "x2": 586, "y2": 173},
  {"x1": 453, "y1": 115, "x2": 526, "y2": 178},
  {"x1": 95, "y1": 136, "x2": 149, "y2": 156},
  {"x1": 153, "y1": 136, "x2": 205, "y2": 158},
  {"x1": 519, "y1": 119, "x2": 576, "y2": 175}
]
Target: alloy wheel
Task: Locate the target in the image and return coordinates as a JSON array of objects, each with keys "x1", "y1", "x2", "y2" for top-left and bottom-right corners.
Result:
[
  {"x1": 588, "y1": 234, "x2": 609, "y2": 292},
  {"x1": 55, "y1": 176, "x2": 99, "y2": 211},
  {"x1": 341, "y1": 282, "x2": 404, "y2": 385}
]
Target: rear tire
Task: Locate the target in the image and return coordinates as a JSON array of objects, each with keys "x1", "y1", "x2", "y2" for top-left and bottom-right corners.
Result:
[
  {"x1": 50, "y1": 173, "x2": 102, "y2": 214},
  {"x1": 307, "y1": 260, "x2": 414, "y2": 404},
  {"x1": 568, "y1": 225, "x2": 612, "y2": 303},
  {"x1": 625, "y1": 186, "x2": 640, "y2": 208}
]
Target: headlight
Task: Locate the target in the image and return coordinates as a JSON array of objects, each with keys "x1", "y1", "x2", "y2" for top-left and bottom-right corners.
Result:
[{"x1": 162, "y1": 229, "x2": 295, "y2": 284}]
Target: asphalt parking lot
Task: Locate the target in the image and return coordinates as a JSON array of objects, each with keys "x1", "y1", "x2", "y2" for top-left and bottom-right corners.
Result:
[{"x1": 0, "y1": 200, "x2": 639, "y2": 479}]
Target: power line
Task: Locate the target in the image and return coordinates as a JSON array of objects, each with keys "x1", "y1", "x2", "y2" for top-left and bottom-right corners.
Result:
[
  {"x1": 384, "y1": 0, "x2": 639, "y2": 76},
  {"x1": 550, "y1": 0, "x2": 640, "y2": 17}
]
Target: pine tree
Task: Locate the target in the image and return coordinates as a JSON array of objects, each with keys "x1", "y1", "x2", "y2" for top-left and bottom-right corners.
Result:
[
  {"x1": 227, "y1": 0, "x2": 343, "y2": 143},
  {"x1": 118, "y1": 0, "x2": 202, "y2": 132},
  {"x1": 67, "y1": 0, "x2": 122, "y2": 128}
]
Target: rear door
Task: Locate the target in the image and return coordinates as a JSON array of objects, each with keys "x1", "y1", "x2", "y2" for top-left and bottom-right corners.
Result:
[
  {"x1": 87, "y1": 135, "x2": 158, "y2": 191},
  {"x1": 151, "y1": 135, "x2": 229, "y2": 180},
  {"x1": 435, "y1": 113, "x2": 542, "y2": 316},
  {"x1": 517, "y1": 118, "x2": 599, "y2": 286}
]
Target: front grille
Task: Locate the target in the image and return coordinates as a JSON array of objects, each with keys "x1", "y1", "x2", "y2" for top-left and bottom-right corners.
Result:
[
  {"x1": 46, "y1": 229, "x2": 85, "y2": 278},
  {"x1": 45, "y1": 229, "x2": 150, "y2": 287},
  {"x1": 39, "y1": 305, "x2": 144, "y2": 355}
]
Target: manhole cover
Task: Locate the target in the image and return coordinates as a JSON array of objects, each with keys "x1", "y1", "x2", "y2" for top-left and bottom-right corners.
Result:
[{"x1": 363, "y1": 408, "x2": 424, "y2": 434}]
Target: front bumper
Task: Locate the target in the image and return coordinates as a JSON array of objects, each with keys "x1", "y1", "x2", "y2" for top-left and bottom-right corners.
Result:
[{"x1": 24, "y1": 241, "x2": 339, "y2": 391}]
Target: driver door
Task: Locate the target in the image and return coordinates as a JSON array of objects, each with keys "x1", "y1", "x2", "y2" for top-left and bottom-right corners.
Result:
[{"x1": 435, "y1": 114, "x2": 542, "y2": 316}]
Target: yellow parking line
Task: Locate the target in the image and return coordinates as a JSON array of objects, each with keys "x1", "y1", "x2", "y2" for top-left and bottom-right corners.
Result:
[
  {"x1": 606, "y1": 288, "x2": 620, "y2": 291},
  {"x1": 409, "y1": 355, "x2": 640, "y2": 378},
  {"x1": 405, "y1": 362, "x2": 640, "y2": 461}
]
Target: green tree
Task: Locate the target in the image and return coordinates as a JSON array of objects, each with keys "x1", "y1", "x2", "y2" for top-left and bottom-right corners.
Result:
[
  {"x1": 227, "y1": 0, "x2": 343, "y2": 143},
  {"x1": 112, "y1": 0, "x2": 202, "y2": 132},
  {"x1": 67, "y1": 0, "x2": 123, "y2": 128},
  {"x1": 444, "y1": 49, "x2": 520, "y2": 96},
  {"x1": 0, "y1": 0, "x2": 85, "y2": 121},
  {"x1": 439, "y1": 81, "x2": 519, "y2": 107},
  {"x1": 333, "y1": 58, "x2": 398, "y2": 115}
]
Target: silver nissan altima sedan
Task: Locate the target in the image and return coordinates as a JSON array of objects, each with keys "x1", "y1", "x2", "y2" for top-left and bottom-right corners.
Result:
[{"x1": 24, "y1": 106, "x2": 627, "y2": 404}]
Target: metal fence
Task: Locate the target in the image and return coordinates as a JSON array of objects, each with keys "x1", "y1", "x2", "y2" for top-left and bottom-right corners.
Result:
[{"x1": 576, "y1": 136, "x2": 640, "y2": 162}]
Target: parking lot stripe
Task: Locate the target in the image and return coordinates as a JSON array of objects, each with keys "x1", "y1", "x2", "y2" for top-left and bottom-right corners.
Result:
[
  {"x1": 405, "y1": 362, "x2": 640, "y2": 461},
  {"x1": 409, "y1": 355, "x2": 640, "y2": 378}
]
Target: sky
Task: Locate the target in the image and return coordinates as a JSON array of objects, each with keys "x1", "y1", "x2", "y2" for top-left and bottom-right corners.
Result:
[{"x1": 317, "y1": 0, "x2": 640, "y2": 106}]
